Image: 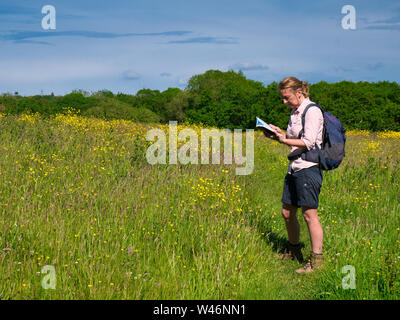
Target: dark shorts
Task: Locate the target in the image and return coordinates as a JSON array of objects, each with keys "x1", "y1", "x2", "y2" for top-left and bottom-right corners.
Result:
[{"x1": 281, "y1": 165, "x2": 323, "y2": 209}]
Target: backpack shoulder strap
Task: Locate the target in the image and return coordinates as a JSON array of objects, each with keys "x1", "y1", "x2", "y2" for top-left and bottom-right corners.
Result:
[{"x1": 298, "y1": 103, "x2": 323, "y2": 139}]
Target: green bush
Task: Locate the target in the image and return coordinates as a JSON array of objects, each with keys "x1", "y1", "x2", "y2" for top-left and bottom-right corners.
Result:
[
  {"x1": 1, "y1": 73, "x2": 399, "y2": 131},
  {"x1": 82, "y1": 98, "x2": 160, "y2": 123}
]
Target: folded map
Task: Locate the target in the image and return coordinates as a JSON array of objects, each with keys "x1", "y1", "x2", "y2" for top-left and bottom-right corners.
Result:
[
  {"x1": 256, "y1": 117, "x2": 283, "y2": 137},
  {"x1": 256, "y1": 117, "x2": 275, "y2": 133}
]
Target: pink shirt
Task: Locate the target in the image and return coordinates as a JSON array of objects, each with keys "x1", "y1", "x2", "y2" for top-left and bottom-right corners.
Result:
[{"x1": 286, "y1": 97, "x2": 323, "y2": 173}]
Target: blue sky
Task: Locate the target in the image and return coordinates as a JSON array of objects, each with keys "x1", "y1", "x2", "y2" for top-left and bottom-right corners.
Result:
[{"x1": 0, "y1": 0, "x2": 399, "y2": 95}]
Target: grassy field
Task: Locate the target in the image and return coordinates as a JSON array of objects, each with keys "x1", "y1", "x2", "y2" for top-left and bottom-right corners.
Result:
[{"x1": 0, "y1": 110, "x2": 399, "y2": 300}]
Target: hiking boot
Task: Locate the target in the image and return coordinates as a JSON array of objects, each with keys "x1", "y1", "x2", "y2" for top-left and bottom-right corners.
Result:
[
  {"x1": 295, "y1": 252, "x2": 324, "y2": 274},
  {"x1": 278, "y1": 241, "x2": 304, "y2": 263}
]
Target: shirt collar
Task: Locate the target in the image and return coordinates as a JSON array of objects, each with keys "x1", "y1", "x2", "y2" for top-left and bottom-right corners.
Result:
[{"x1": 293, "y1": 97, "x2": 310, "y2": 115}]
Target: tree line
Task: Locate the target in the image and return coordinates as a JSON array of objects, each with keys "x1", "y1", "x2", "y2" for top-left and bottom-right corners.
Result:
[{"x1": 1, "y1": 69, "x2": 399, "y2": 132}]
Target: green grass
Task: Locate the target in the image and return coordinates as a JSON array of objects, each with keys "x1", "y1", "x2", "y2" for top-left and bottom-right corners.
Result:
[{"x1": 0, "y1": 113, "x2": 399, "y2": 299}]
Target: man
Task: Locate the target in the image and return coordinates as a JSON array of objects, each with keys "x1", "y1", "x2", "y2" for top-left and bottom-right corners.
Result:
[{"x1": 264, "y1": 76, "x2": 324, "y2": 274}]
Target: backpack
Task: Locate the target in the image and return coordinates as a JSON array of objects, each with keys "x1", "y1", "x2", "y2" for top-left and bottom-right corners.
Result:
[{"x1": 288, "y1": 103, "x2": 346, "y2": 170}]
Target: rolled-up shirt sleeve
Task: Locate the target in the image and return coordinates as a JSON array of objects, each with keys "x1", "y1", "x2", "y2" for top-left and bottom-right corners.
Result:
[{"x1": 300, "y1": 107, "x2": 323, "y2": 150}]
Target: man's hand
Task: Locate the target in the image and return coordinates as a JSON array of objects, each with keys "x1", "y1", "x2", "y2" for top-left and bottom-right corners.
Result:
[
  {"x1": 263, "y1": 124, "x2": 286, "y2": 143},
  {"x1": 262, "y1": 128, "x2": 278, "y2": 140},
  {"x1": 269, "y1": 124, "x2": 285, "y2": 137}
]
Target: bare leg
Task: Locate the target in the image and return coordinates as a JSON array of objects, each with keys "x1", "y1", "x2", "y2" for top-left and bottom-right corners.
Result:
[
  {"x1": 282, "y1": 203, "x2": 300, "y2": 245},
  {"x1": 302, "y1": 206, "x2": 323, "y2": 254}
]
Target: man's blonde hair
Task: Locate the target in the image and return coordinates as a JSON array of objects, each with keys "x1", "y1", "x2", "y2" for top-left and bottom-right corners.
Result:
[{"x1": 278, "y1": 76, "x2": 309, "y2": 98}]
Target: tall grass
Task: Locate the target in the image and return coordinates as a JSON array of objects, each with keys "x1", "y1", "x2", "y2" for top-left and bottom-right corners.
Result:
[{"x1": 0, "y1": 111, "x2": 398, "y2": 299}]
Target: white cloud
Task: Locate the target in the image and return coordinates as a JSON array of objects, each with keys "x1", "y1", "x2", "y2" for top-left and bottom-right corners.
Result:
[
  {"x1": 0, "y1": 59, "x2": 115, "y2": 83},
  {"x1": 122, "y1": 70, "x2": 142, "y2": 80},
  {"x1": 160, "y1": 72, "x2": 172, "y2": 77},
  {"x1": 228, "y1": 62, "x2": 269, "y2": 71}
]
